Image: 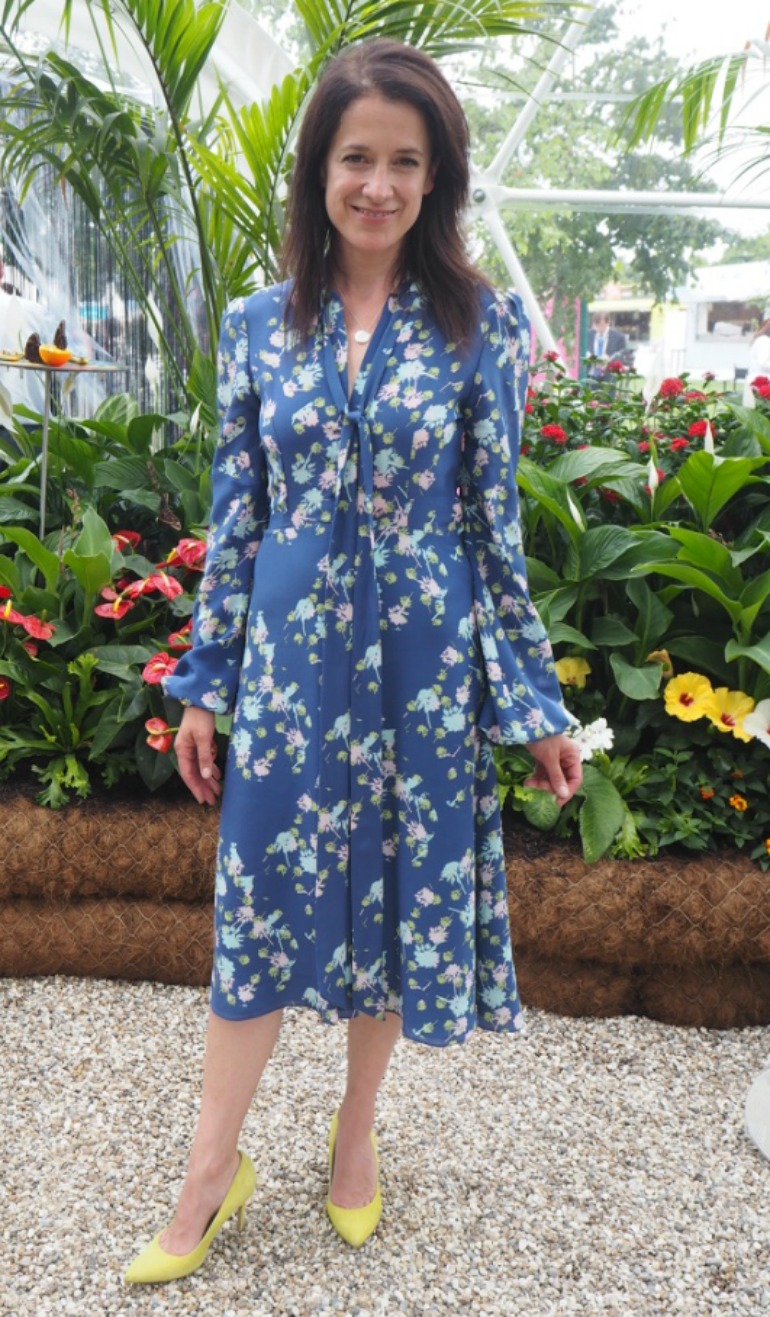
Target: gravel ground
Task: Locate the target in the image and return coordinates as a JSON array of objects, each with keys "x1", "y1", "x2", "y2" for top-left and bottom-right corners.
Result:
[{"x1": 2, "y1": 976, "x2": 770, "y2": 1317}]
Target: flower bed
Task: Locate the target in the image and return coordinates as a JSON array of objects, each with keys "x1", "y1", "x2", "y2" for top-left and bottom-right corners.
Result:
[{"x1": 498, "y1": 362, "x2": 770, "y2": 869}]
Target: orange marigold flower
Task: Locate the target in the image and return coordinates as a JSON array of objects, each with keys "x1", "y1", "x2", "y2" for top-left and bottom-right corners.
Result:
[
  {"x1": 700, "y1": 787, "x2": 715, "y2": 800},
  {"x1": 729, "y1": 794, "x2": 748, "y2": 812},
  {"x1": 765, "y1": 838, "x2": 770, "y2": 855}
]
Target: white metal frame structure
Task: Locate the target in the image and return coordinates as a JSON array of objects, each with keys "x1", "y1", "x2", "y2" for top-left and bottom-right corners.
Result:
[{"x1": 468, "y1": 3, "x2": 770, "y2": 353}]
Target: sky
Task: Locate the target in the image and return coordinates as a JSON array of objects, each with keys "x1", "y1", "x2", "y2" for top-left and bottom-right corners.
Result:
[{"x1": 616, "y1": 0, "x2": 769, "y2": 60}]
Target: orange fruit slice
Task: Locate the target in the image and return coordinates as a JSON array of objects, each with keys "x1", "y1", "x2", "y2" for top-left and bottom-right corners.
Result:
[{"x1": 38, "y1": 344, "x2": 73, "y2": 367}]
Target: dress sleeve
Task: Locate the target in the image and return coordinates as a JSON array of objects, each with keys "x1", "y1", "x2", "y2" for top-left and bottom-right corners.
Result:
[
  {"x1": 163, "y1": 299, "x2": 270, "y2": 713},
  {"x1": 461, "y1": 290, "x2": 573, "y2": 744}
]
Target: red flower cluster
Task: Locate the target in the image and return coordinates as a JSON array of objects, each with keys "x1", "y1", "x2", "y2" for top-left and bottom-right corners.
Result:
[
  {"x1": 604, "y1": 359, "x2": 625, "y2": 374},
  {"x1": 95, "y1": 569, "x2": 184, "y2": 619},
  {"x1": 658, "y1": 378, "x2": 685, "y2": 398},
  {"x1": 687, "y1": 420, "x2": 713, "y2": 439},
  {"x1": 669, "y1": 437, "x2": 690, "y2": 452},
  {"x1": 540, "y1": 424, "x2": 568, "y2": 444},
  {"x1": 752, "y1": 376, "x2": 770, "y2": 400}
]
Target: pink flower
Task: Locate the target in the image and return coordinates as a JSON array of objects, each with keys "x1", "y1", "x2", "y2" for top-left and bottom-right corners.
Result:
[
  {"x1": 638, "y1": 440, "x2": 650, "y2": 454},
  {"x1": 142, "y1": 571, "x2": 184, "y2": 600}
]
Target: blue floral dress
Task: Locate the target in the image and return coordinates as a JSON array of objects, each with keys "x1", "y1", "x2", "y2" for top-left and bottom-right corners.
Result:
[{"x1": 165, "y1": 280, "x2": 571, "y2": 1046}]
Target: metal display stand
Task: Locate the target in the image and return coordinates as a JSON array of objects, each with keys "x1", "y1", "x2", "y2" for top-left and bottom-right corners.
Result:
[{"x1": 0, "y1": 359, "x2": 127, "y2": 536}]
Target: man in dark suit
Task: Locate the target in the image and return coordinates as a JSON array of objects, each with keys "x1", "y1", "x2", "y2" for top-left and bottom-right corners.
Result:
[{"x1": 588, "y1": 312, "x2": 627, "y2": 362}]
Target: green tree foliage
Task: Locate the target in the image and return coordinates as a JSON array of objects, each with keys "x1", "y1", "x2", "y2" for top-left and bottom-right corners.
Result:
[{"x1": 465, "y1": 4, "x2": 726, "y2": 339}]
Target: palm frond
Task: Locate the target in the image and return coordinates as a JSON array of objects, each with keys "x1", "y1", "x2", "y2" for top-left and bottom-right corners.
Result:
[{"x1": 622, "y1": 52, "x2": 748, "y2": 154}]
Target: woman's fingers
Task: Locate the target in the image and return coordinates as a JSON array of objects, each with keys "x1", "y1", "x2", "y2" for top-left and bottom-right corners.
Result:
[{"x1": 174, "y1": 709, "x2": 221, "y2": 805}]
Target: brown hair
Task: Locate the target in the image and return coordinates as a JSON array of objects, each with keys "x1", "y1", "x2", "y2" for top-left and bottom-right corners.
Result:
[{"x1": 280, "y1": 39, "x2": 486, "y2": 346}]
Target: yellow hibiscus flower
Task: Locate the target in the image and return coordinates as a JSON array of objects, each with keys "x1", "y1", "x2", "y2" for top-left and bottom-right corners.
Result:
[
  {"x1": 554, "y1": 657, "x2": 591, "y2": 689},
  {"x1": 663, "y1": 672, "x2": 714, "y2": 722},
  {"x1": 707, "y1": 687, "x2": 755, "y2": 742}
]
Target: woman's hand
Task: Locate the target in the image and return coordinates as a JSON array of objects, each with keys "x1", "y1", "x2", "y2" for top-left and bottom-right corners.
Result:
[
  {"x1": 174, "y1": 706, "x2": 222, "y2": 806},
  {"x1": 525, "y1": 733, "x2": 582, "y2": 806}
]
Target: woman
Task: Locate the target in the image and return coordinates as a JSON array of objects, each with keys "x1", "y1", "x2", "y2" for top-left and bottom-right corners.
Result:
[{"x1": 125, "y1": 38, "x2": 581, "y2": 1284}]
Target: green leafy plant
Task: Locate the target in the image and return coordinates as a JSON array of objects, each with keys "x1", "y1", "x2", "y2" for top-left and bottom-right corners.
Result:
[{"x1": 498, "y1": 359, "x2": 770, "y2": 866}]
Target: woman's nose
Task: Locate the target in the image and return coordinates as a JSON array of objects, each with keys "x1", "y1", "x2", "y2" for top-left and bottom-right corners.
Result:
[{"x1": 362, "y1": 165, "x2": 393, "y2": 199}]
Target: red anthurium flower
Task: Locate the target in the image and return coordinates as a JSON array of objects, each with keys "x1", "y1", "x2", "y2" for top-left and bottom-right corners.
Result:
[
  {"x1": 22, "y1": 640, "x2": 38, "y2": 658},
  {"x1": 168, "y1": 620, "x2": 193, "y2": 651},
  {"x1": 142, "y1": 653, "x2": 179, "y2": 684},
  {"x1": 94, "y1": 588, "x2": 135, "y2": 619},
  {"x1": 0, "y1": 678, "x2": 11, "y2": 700},
  {"x1": 145, "y1": 716, "x2": 176, "y2": 753},
  {"x1": 0, "y1": 600, "x2": 27, "y2": 626},
  {"x1": 122, "y1": 579, "x2": 151, "y2": 600},
  {"x1": 21, "y1": 616, "x2": 55, "y2": 640},
  {"x1": 112, "y1": 530, "x2": 141, "y2": 552},
  {"x1": 142, "y1": 571, "x2": 185, "y2": 600},
  {"x1": 0, "y1": 586, "x2": 11, "y2": 600},
  {"x1": 164, "y1": 538, "x2": 207, "y2": 570}
]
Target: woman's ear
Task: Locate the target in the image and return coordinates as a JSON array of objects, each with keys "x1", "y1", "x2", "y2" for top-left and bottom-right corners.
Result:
[{"x1": 423, "y1": 161, "x2": 437, "y2": 196}]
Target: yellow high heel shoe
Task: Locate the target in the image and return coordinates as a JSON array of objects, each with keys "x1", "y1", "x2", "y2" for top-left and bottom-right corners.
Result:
[
  {"x1": 326, "y1": 1111, "x2": 382, "y2": 1248},
  {"x1": 124, "y1": 1151, "x2": 256, "y2": 1285}
]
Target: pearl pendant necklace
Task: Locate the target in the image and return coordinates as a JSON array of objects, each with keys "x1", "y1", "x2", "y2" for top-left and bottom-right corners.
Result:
[{"x1": 353, "y1": 327, "x2": 371, "y2": 345}]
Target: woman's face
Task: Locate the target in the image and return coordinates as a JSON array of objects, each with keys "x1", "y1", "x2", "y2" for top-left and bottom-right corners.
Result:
[{"x1": 323, "y1": 94, "x2": 435, "y2": 273}]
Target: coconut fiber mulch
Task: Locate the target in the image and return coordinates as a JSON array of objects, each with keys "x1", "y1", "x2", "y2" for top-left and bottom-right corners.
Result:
[{"x1": 505, "y1": 822, "x2": 770, "y2": 1029}]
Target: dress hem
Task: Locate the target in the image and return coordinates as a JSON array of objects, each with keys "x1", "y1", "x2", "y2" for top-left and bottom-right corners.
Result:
[{"x1": 209, "y1": 992, "x2": 525, "y2": 1049}]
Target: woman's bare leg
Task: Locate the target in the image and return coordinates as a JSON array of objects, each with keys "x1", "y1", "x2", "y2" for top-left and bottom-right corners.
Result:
[
  {"x1": 159, "y1": 1007, "x2": 283, "y2": 1254},
  {"x1": 330, "y1": 1012, "x2": 401, "y2": 1208}
]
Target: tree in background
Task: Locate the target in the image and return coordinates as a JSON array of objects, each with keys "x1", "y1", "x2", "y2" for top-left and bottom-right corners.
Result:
[{"x1": 464, "y1": 3, "x2": 726, "y2": 342}]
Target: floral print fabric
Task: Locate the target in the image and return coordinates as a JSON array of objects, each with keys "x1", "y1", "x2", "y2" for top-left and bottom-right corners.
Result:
[{"x1": 166, "y1": 281, "x2": 571, "y2": 1046}]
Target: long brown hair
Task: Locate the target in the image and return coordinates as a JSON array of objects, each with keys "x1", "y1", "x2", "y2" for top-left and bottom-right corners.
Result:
[{"x1": 281, "y1": 39, "x2": 486, "y2": 346}]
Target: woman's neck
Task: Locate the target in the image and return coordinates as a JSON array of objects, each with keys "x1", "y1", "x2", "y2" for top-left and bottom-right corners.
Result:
[{"x1": 331, "y1": 251, "x2": 401, "y2": 303}]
